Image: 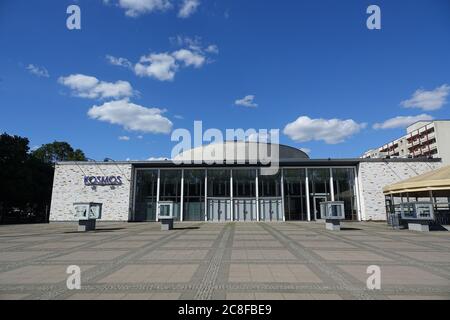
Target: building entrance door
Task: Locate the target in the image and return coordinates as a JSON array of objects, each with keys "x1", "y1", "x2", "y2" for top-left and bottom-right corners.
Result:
[
  {"x1": 208, "y1": 198, "x2": 231, "y2": 222},
  {"x1": 313, "y1": 196, "x2": 328, "y2": 220}
]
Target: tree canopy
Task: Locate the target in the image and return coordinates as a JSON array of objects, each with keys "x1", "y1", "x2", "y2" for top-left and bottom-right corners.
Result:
[
  {"x1": 32, "y1": 141, "x2": 86, "y2": 164},
  {"x1": 0, "y1": 133, "x2": 86, "y2": 224}
]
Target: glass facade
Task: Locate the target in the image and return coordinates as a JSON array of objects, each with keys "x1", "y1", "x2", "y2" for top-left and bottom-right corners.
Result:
[
  {"x1": 308, "y1": 168, "x2": 331, "y2": 220},
  {"x1": 258, "y1": 170, "x2": 281, "y2": 197},
  {"x1": 132, "y1": 166, "x2": 358, "y2": 222},
  {"x1": 332, "y1": 168, "x2": 357, "y2": 220},
  {"x1": 283, "y1": 169, "x2": 307, "y2": 221},
  {"x1": 134, "y1": 170, "x2": 158, "y2": 221},
  {"x1": 207, "y1": 169, "x2": 231, "y2": 197},
  {"x1": 233, "y1": 169, "x2": 257, "y2": 221},
  {"x1": 233, "y1": 169, "x2": 256, "y2": 198},
  {"x1": 159, "y1": 170, "x2": 182, "y2": 221},
  {"x1": 183, "y1": 169, "x2": 205, "y2": 221}
]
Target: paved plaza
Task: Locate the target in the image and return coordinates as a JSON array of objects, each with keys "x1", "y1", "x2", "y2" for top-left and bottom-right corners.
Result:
[{"x1": 0, "y1": 221, "x2": 449, "y2": 300}]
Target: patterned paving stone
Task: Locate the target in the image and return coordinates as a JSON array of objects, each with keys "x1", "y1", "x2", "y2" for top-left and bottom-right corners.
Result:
[
  {"x1": 289, "y1": 235, "x2": 334, "y2": 241},
  {"x1": 228, "y1": 264, "x2": 322, "y2": 283},
  {"x1": 0, "y1": 243, "x2": 23, "y2": 249},
  {"x1": 395, "y1": 251, "x2": 450, "y2": 263},
  {"x1": 387, "y1": 295, "x2": 450, "y2": 300},
  {"x1": 0, "y1": 221, "x2": 449, "y2": 300},
  {"x1": 298, "y1": 241, "x2": 357, "y2": 249},
  {"x1": 97, "y1": 264, "x2": 199, "y2": 283},
  {"x1": 231, "y1": 249, "x2": 297, "y2": 260},
  {"x1": 7, "y1": 236, "x2": 59, "y2": 242},
  {"x1": 226, "y1": 292, "x2": 342, "y2": 300},
  {"x1": 162, "y1": 240, "x2": 214, "y2": 248},
  {"x1": 49, "y1": 250, "x2": 129, "y2": 261},
  {"x1": 92, "y1": 241, "x2": 149, "y2": 249},
  {"x1": 0, "y1": 251, "x2": 52, "y2": 262},
  {"x1": 337, "y1": 265, "x2": 450, "y2": 286},
  {"x1": 313, "y1": 250, "x2": 392, "y2": 262},
  {"x1": 177, "y1": 235, "x2": 219, "y2": 240},
  {"x1": 28, "y1": 242, "x2": 83, "y2": 250},
  {"x1": 140, "y1": 250, "x2": 209, "y2": 260},
  {"x1": 364, "y1": 242, "x2": 426, "y2": 250},
  {"x1": 0, "y1": 265, "x2": 94, "y2": 284},
  {"x1": 232, "y1": 240, "x2": 284, "y2": 248},
  {"x1": 234, "y1": 235, "x2": 275, "y2": 240},
  {"x1": 66, "y1": 292, "x2": 181, "y2": 300}
]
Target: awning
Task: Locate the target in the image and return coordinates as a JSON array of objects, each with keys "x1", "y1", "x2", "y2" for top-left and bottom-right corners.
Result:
[{"x1": 383, "y1": 165, "x2": 450, "y2": 194}]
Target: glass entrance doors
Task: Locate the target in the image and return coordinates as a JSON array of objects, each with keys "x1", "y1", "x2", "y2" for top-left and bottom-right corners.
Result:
[
  {"x1": 134, "y1": 170, "x2": 158, "y2": 221},
  {"x1": 313, "y1": 195, "x2": 328, "y2": 220}
]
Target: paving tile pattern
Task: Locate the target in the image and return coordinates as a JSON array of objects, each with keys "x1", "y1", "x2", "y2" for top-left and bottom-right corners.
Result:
[{"x1": 0, "y1": 221, "x2": 449, "y2": 300}]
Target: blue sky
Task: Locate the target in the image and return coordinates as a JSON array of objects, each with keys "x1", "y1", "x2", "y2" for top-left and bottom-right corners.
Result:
[{"x1": 0, "y1": 0, "x2": 449, "y2": 160}]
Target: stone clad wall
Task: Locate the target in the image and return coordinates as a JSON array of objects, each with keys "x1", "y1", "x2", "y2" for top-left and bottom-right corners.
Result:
[
  {"x1": 49, "y1": 163, "x2": 133, "y2": 221},
  {"x1": 357, "y1": 161, "x2": 442, "y2": 221}
]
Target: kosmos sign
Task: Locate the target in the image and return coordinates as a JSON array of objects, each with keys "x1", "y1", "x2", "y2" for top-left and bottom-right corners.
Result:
[{"x1": 84, "y1": 176, "x2": 123, "y2": 186}]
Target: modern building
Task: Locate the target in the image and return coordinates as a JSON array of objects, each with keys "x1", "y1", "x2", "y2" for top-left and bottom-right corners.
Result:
[
  {"x1": 362, "y1": 120, "x2": 450, "y2": 164},
  {"x1": 49, "y1": 141, "x2": 442, "y2": 223}
]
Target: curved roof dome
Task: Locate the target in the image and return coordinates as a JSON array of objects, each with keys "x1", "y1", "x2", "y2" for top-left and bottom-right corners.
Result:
[{"x1": 173, "y1": 141, "x2": 309, "y2": 162}]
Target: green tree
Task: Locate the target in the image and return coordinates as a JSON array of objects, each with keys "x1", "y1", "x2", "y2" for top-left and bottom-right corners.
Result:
[
  {"x1": 32, "y1": 141, "x2": 86, "y2": 164},
  {"x1": 0, "y1": 134, "x2": 86, "y2": 224}
]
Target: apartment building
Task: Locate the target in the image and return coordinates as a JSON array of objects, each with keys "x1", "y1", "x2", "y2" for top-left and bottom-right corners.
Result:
[{"x1": 362, "y1": 120, "x2": 450, "y2": 164}]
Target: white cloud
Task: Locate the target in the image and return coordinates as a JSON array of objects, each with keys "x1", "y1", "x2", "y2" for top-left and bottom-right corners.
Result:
[
  {"x1": 106, "y1": 55, "x2": 132, "y2": 69},
  {"x1": 137, "y1": 135, "x2": 144, "y2": 139},
  {"x1": 178, "y1": 0, "x2": 200, "y2": 18},
  {"x1": 373, "y1": 114, "x2": 434, "y2": 130},
  {"x1": 205, "y1": 44, "x2": 219, "y2": 54},
  {"x1": 174, "y1": 115, "x2": 184, "y2": 119},
  {"x1": 104, "y1": 0, "x2": 172, "y2": 17},
  {"x1": 58, "y1": 74, "x2": 134, "y2": 99},
  {"x1": 118, "y1": 135, "x2": 131, "y2": 141},
  {"x1": 133, "y1": 47, "x2": 210, "y2": 81},
  {"x1": 134, "y1": 53, "x2": 178, "y2": 81},
  {"x1": 87, "y1": 99, "x2": 173, "y2": 134},
  {"x1": 235, "y1": 95, "x2": 258, "y2": 108},
  {"x1": 27, "y1": 64, "x2": 49, "y2": 78},
  {"x1": 113, "y1": 37, "x2": 216, "y2": 81},
  {"x1": 172, "y1": 49, "x2": 205, "y2": 68},
  {"x1": 401, "y1": 84, "x2": 450, "y2": 111},
  {"x1": 283, "y1": 116, "x2": 366, "y2": 144}
]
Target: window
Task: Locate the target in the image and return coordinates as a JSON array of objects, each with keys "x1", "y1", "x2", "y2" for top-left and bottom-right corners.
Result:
[
  {"x1": 308, "y1": 168, "x2": 331, "y2": 220},
  {"x1": 233, "y1": 169, "x2": 256, "y2": 198},
  {"x1": 332, "y1": 168, "x2": 357, "y2": 220},
  {"x1": 134, "y1": 170, "x2": 158, "y2": 221},
  {"x1": 258, "y1": 170, "x2": 281, "y2": 197},
  {"x1": 183, "y1": 170, "x2": 205, "y2": 221},
  {"x1": 159, "y1": 170, "x2": 182, "y2": 220},
  {"x1": 207, "y1": 169, "x2": 231, "y2": 197},
  {"x1": 283, "y1": 169, "x2": 307, "y2": 220}
]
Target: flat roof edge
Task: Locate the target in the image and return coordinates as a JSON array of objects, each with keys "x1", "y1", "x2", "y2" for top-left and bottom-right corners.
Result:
[{"x1": 55, "y1": 157, "x2": 442, "y2": 166}]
